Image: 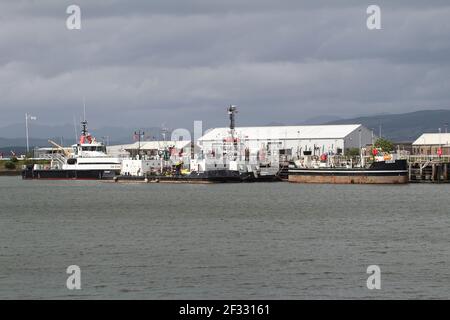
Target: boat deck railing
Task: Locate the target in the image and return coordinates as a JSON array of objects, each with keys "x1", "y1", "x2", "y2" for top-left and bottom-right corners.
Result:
[
  {"x1": 406, "y1": 155, "x2": 450, "y2": 163},
  {"x1": 40, "y1": 153, "x2": 67, "y2": 167}
]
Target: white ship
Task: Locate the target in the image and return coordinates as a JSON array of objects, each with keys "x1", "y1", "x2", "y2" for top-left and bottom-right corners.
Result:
[{"x1": 23, "y1": 120, "x2": 121, "y2": 179}]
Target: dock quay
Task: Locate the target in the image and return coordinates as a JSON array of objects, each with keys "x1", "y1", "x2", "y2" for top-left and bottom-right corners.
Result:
[
  {"x1": 14, "y1": 107, "x2": 450, "y2": 185},
  {"x1": 280, "y1": 156, "x2": 450, "y2": 184},
  {"x1": 408, "y1": 156, "x2": 450, "y2": 183}
]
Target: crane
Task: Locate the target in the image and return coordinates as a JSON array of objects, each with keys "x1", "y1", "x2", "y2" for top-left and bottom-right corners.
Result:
[{"x1": 48, "y1": 140, "x2": 72, "y2": 157}]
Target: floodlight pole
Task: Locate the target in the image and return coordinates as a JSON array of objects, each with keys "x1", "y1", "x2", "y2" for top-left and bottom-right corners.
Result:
[{"x1": 25, "y1": 113, "x2": 30, "y2": 153}]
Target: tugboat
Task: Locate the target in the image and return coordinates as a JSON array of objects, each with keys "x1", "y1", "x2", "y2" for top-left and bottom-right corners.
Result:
[
  {"x1": 22, "y1": 119, "x2": 122, "y2": 180},
  {"x1": 113, "y1": 105, "x2": 281, "y2": 183},
  {"x1": 288, "y1": 151, "x2": 408, "y2": 184}
]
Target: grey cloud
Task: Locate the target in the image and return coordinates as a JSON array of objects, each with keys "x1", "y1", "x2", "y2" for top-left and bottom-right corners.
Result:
[{"x1": 0, "y1": 1, "x2": 449, "y2": 129}]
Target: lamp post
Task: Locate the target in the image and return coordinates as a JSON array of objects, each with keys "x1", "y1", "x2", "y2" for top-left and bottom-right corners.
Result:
[
  {"x1": 359, "y1": 128, "x2": 364, "y2": 167},
  {"x1": 438, "y1": 128, "x2": 442, "y2": 160},
  {"x1": 25, "y1": 113, "x2": 37, "y2": 155}
]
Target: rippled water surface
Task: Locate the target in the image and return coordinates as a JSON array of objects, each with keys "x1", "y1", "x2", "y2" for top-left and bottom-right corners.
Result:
[{"x1": 0, "y1": 176, "x2": 449, "y2": 299}]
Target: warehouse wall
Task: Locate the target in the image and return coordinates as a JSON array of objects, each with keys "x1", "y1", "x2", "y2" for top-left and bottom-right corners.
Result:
[{"x1": 343, "y1": 127, "x2": 373, "y2": 151}]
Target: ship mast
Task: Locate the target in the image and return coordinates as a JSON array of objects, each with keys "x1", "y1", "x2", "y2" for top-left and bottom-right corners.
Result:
[
  {"x1": 81, "y1": 119, "x2": 88, "y2": 137},
  {"x1": 79, "y1": 99, "x2": 92, "y2": 145},
  {"x1": 81, "y1": 98, "x2": 88, "y2": 138},
  {"x1": 227, "y1": 105, "x2": 238, "y2": 160}
]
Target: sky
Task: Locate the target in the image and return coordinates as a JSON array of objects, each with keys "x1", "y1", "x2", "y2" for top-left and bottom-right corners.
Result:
[{"x1": 0, "y1": 0, "x2": 450, "y2": 130}]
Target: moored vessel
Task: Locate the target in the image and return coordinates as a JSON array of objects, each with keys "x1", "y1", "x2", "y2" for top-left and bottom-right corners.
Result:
[
  {"x1": 22, "y1": 119, "x2": 122, "y2": 180},
  {"x1": 113, "y1": 169, "x2": 243, "y2": 184},
  {"x1": 112, "y1": 105, "x2": 281, "y2": 184},
  {"x1": 288, "y1": 153, "x2": 408, "y2": 184}
]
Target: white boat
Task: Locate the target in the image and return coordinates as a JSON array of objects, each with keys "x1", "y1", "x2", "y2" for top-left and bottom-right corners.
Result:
[{"x1": 23, "y1": 120, "x2": 122, "y2": 179}]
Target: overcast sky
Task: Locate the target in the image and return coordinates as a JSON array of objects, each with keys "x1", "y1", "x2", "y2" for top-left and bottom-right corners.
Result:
[{"x1": 1, "y1": 0, "x2": 449, "y2": 129}]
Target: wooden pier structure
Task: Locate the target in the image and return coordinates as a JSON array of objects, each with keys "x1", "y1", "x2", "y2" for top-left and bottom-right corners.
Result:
[
  {"x1": 279, "y1": 156, "x2": 450, "y2": 183},
  {"x1": 408, "y1": 155, "x2": 450, "y2": 183}
]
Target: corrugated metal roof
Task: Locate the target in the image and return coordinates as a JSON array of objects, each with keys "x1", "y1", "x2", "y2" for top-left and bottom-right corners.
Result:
[
  {"x1": 127, "y1": 140, "x2": 191, "y2": 150},
  {"x1": 199, "y1": 125, "x2": 362, "y2": 141},
  {"x1": 108, "y1": 140, "x2": 191, "y2": 151},
  {"x1": 413, "y1": 133, "x2": 450, "y2": 146}
]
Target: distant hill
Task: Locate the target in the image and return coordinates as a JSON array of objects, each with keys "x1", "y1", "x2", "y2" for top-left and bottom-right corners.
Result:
[
  {"x1": 0, "y1": 124, "x2": 167, "y2": 148},
  {"x1": 265, "y1": 115, "x2": 342, "y2": 126},
  {"x1": 0, "y1": 137, "x2": 70, "y2": 156},
  {"x1": 326, "y1": 110, "x2": 450, "y2": 142},
  {"x1": 0, "y1": 138, "x2": 50, "y2": 156},
  {"x1": 2, "y1": 109, "x2": 449, "y2": 148},
  {"x1": 300, "y1": 115, "x2": 343, "y2": 125},
  {"x1": 0, "y1": 146, "x2": 27, "y2": 157}
]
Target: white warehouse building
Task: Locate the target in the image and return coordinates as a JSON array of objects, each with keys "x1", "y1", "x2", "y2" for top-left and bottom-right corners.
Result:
[{"x1": 198, "y1": 124, "x2": 373, "y2": 158}]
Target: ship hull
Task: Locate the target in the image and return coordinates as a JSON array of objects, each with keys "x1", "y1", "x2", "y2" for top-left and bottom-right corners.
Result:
[
  {"x1": 288, "y1": 174, "x2": 408, "y2": 184},
  {"x1": 114, "y1": 170, "x2": 242, "y2": 183},
  {"x1": 113, "y1": 170, "x2": 281, "y2": 184},
  {"x1": 288, "y1": 160, "x2": 409, "y2": 184},
  {"x1": 240, "y1": 173, "x2": 282, "y2": 183},
  {"x1": 22, "y1": 168, "x2": 119, "y2": 180}
]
